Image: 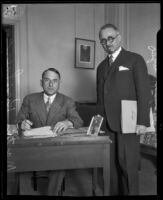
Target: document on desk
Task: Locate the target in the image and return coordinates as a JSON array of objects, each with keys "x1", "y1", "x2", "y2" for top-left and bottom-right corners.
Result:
[
  {"x1": 61, "y1": 127, "x2": 88, "y2": 137},
  {"x1": 23, "y1": 126, "x2": 88, "y2": 138},
  {"x1": 23, "y1": 126, "x2": 57, "y2": 138}
]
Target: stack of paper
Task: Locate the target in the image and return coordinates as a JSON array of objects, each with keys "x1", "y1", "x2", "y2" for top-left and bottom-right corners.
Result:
[{"x1": 23, "y1": 126, "x2": 57, "y2": 138}]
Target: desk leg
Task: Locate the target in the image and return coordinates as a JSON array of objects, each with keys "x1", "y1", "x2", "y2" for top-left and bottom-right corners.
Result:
[
  {"x1": 103, "y1": 145, "x2": 110, "y2": 196},
  {"x1": 92, "y1": 168, "x2": 97, "y2": 196}
]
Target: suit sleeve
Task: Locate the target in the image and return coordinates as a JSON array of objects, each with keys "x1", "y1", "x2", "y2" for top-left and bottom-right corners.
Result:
[
  {"x1": 133, "y1": 55, "x2": 151, "y2": 127},
  {"x1": 16, "y1": 96, "x2": 30, "y2": 124},
  {"x1": 97, "y1": 65, "x2": 104, "y2": 105},
  {"x1": 66, "y1": 99, "x2": 83, "y2": 128}
]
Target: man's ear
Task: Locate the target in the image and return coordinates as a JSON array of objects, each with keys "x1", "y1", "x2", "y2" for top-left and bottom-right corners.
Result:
[
  {"x1": 118, "y1": 34, "x2": 122, "y2": 43},
  {"x1": 40, "y1": 80, "x2": 43, "y2": 87}
]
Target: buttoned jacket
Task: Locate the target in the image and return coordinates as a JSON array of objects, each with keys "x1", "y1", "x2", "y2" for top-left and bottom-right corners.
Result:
[
  {"x1": 17, "y1": 92, "x2": 83, "y2": 129},
  {"x1": 97, "y1": 48, "x2": 151, "y2": 132}
]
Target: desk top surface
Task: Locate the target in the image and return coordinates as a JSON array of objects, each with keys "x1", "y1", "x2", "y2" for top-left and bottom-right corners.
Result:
[{"x1": 9, "y1": 133, "x2": 111, "y2": 148}]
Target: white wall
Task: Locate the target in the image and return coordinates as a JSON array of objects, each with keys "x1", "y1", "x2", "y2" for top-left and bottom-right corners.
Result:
[
  {"x1": 24, "y1": 4, "x2": 105, "y2": 104},
  {"x1": 104, "y1": 3, "x2": 159, "y2": 77},
  {"x1": 127, "y1": 3, "x2": 159, "y2": 76}
]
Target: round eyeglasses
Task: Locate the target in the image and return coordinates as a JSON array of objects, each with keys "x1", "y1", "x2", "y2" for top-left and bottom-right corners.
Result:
[{"x1": 100, "y1": 34, "x2": 119, "y2": 45}]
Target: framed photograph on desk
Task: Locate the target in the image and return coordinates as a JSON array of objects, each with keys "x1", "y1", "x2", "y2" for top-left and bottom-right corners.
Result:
[
  {"x1": 75, "y1": 38, "x2": 95, "y2": 69},
  {"x1": 87, "y1": 115, "x2": 103, "y2": 136}
]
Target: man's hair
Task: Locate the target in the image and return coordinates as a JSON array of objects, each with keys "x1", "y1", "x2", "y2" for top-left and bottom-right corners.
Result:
[
  {"x1": 99, "y1": 23, "x2": 119, "y2": 38},
  {"x1": 42, "y1": 68, "x2": 61, "y2": 79}
]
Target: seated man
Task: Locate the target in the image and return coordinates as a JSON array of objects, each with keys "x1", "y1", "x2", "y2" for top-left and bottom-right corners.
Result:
[{"x1": 16, "y1": 67, "x2": 83, "y2": 195}]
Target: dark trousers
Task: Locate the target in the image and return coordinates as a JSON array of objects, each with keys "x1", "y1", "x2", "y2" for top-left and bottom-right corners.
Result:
[
  {"x1": 19, "y1": 170, "x2": 65, "y2": 195},
  {"x1": 108, "y1": 129, "x2": 140, "y2": 195}
]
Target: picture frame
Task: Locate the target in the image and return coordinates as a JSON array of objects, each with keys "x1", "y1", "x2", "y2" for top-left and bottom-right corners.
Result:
[
  {"x1": 75, "y1": 38, "x2": 95, "y2": 69},
  {"x1": 87, "y1": 115, "x2": 104, "y2": 136}
]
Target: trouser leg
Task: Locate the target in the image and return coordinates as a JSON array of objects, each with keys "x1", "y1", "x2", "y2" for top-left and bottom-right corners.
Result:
[
  {"x1": 117, "y1": 134, "x2": 139, "y2": 195},
  {"x1": 125, "y1": 135, "x2": 139, "y2": 195},
  {"x1": 117, "y1": 133, "x2": 129, "y2": 195},
  {"x1": 19, "y1": 172, "x2": 39, "y2": 195},
  {"x1": 108, "y1": 131, "x2": 121, "y2": 195},
  {"x1": 47, "y1": 170, "x2": 65, "y2": 196}
]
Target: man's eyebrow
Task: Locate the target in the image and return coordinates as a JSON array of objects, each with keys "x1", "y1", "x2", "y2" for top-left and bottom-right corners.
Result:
[{"x1": 43, "y1": 78, "x2": 58, "y2": 80}]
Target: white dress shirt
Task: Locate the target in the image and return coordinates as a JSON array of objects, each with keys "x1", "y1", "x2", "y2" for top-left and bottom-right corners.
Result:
[
  {"x1": 43, "y1": 93, "x2": 56, "y2": 104},
  {"x1": 109, "y1": 46, "x2": 122, "y2": 62}
]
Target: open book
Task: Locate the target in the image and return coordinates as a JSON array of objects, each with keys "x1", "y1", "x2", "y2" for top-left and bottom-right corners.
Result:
[{"x1": 121, "y1": 100, "x2": 155, "y2": 134}]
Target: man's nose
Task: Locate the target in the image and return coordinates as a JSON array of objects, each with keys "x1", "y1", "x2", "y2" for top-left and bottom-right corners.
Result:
[
  {"x1": 49, "y1": 81, "x2": 54, "y2": 86},
  {"x1": 107, "y1": 40, "x2": 112, "y2": 45}
]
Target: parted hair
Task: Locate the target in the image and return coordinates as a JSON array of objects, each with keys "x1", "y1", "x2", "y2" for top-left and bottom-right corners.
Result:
[
  {"x1": 99, "y1": 23, "x2": 119, "y2": 38},
  {"x1": 42, "y1": 68, "x2": 61, "y2": 79}
]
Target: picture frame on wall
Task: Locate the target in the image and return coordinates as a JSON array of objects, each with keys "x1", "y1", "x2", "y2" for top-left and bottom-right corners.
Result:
[{"x1": 75, "y1": 38, "x2": 95, "y2": 69}]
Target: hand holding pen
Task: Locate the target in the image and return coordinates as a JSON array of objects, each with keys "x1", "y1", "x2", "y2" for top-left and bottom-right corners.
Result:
[{"x1": 21, "y1": 119, "x2": 33, "y2": 131}]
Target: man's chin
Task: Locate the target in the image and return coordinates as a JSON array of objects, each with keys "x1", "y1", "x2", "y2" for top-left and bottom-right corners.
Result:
[
  {"x1": 45, "y1": 91, "x2": 56, "y2": 96},
  {"x1": 105, "y1": 49, "x2": 112, "y2": 54}
]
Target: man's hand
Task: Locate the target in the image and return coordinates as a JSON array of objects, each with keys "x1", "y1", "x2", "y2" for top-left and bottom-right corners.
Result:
[
  {"x1": 52, "y1": 120, "x2": 73, "y2": 135},
  {"x1": 21, "y1": 119, "x2": 33, "y2": 131},
  {"x1": 135, "y1": 125, "x2": 147, "y2": 135}
]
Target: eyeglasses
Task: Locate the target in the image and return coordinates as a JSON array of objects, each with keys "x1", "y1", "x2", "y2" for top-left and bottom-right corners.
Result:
[
  {"x1": 100, "y1": 34, "x2": 119, "y2": 45},
  {"x1": 43, "y1": 78, "x2": 59, "y2": 84}
]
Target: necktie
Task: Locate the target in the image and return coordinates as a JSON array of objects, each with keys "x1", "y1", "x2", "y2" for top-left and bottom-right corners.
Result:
[
  {"x1": 46, "y1": 97, "x2": 51, "y2": 113},
  {"x1": 109, "y1": 55, "x2": 113, "y2": 66}
]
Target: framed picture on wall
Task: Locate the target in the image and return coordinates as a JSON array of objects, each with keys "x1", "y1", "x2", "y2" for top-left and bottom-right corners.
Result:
[{"x1": 75, "y1": 38, "x2": 95, "y2": 69}]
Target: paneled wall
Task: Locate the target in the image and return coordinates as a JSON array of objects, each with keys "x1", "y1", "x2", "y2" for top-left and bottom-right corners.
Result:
[
  {"x1": 127, "y1": 3, "x2": 159, "y2": 76},
  {"x1": 105, "y1": 3, "x2": 160, "y2": 77}
]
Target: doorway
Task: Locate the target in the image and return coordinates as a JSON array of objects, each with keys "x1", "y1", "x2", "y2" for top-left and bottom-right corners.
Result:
[{"x1": 3, "y1": 25, "x2": 16, "y2": 124}]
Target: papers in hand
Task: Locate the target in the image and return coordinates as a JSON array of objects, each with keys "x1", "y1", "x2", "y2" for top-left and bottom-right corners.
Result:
[
  {"x1": 121, "y1": 100, "x2": 155, "y2": 134},
  {"x1": 23, "y1": 126, "x2": 57, "y2": 138}
]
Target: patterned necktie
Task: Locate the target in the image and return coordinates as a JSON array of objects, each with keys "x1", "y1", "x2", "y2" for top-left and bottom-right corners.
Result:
[
  {"x1": 109, "y1": 55, "x2": 113, "y2": 66},
  {"x1": 46, "y1": 97, "x2": 51, "y2": 113}
]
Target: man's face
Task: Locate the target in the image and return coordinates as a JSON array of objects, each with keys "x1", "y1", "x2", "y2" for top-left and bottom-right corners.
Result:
[
  {"x1": 40, "y1": 70, "x2": 60, "y2": 96},
  {"x1": 100, "y1": 27, "x2": 121, "y2": 54}
]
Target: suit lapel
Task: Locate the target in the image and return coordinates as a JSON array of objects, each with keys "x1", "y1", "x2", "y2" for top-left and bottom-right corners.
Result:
[
  {"x1": 105, "y1": 48, "x2": 126, "y2": 83},
  {"x1": 46, "y1": 93, "x2": 62, "y2": 124},
  {"x1": 104, "y1": 57, "x2": 111, "y2": 80},
  {"x1": 35, "y1": 92, "x2": 47, "y2": 126}
]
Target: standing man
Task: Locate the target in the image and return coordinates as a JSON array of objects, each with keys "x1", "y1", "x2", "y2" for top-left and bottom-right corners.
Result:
[
  {"x1": 16, "y1": 67, "x2": 83, "y2": 195},
  {"x1": 96, "y1": 24, "x2": 151, "y2": 195}
]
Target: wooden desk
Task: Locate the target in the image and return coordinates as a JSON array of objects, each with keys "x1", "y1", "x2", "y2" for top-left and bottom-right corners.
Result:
[{"x1": 8, "y1": 134, "x2": 111, "y2": 196}]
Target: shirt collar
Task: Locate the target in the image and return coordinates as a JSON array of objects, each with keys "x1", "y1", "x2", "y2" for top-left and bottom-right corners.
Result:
[
  {"x1": 109, "y1": 46, "x2": 122, "y2": 62},
  {"x1": 44, "y1": 93, "x2": 56, "y2": 104}
]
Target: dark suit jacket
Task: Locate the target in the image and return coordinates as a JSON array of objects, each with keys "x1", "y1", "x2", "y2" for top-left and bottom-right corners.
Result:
[
  {"x1": 16, "y1": 92, "x2": 83, "y2": 129},
  {"x1": 97, "y1": 48, "x2": 151, "y2": 132}
]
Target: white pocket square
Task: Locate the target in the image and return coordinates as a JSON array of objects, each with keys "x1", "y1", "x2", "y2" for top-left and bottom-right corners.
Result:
[{"x1": 119, "y1": 66, "x2": 129, "y2": 71}]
